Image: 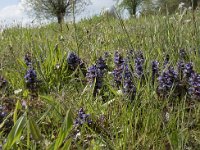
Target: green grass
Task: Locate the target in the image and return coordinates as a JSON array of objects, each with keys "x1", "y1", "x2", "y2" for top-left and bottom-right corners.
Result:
[{"x1": 1, "y1": 10, "x2": 200, "y2": 149}]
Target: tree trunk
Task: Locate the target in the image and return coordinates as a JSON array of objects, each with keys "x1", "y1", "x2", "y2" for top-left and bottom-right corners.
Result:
[
  {"x1": 129, "y1": 0, "x2": 137, "y2": 16},
  {"x1": 57, "y1": 13, "x2": 64, "y2": 24},
  {"x1": 191, "y1": 0, "x2": 198, "y2": 10},
  {"x1": 132, "y1": 6, "x2": 137, "y2": 16}
]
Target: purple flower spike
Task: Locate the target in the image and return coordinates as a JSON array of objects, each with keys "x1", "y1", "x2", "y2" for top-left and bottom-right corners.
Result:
[
  {"x1": 135, "y1": 57, "x2": 143, "y2": 77},
  {"x1": 111, "y1": 51, "x2": 137, "y2": 99},
  {"x1": 123, "y1": 78, "x2": 136, "y2": 100},
  {"x1": 157, "y1": 66, "x2": 179, "y2": 98},
  {"x1": 67, "y1": 52, "x2": 85, "y2": 71},
  {"x1": 114, "y1": 51, "x2": 124, "y2": 66},
  {"x1": 86, "y1": 65, "x2": 103, "y2": 96},
  {"x1": 86, "y1": 65, "x2": 98, "y2": 84},
  {"x1": 113, "y1": 63, "x2": 132, "y2": 87},
  {"x1": 113, "y1": 51, "x2": 125, "y2": 87},
  {"x1": 136, "y1": 51, "x2": 144, "y2": 64},
  {"x1": 96, "y1": 57, "x2": 107, "y2": 70},
  {"x1": 24, "y1": 68, "x2": 37, "y2": 91},
  {"x1": 183, "y1": 63, "x2": 195, "y2": 80},
  {"x1": 123, "y1": 64, "x2": 132, "y2": 80},
  {"x1": 188, "y1": 74, "x2": 200, "y2": 101},
  {"x1": 134, "y1": 51, "x2": 144, "y2": 78},
  {"x1": 113, "y1": 64, "x2": 124, "y2": 87},
  {"x1": 74, "y1": 108, "x2": 92, "y2": 127}
]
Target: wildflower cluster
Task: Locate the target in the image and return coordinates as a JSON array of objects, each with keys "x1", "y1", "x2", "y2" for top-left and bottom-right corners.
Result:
[
  {"x1": 113, "y1": 51, "x2": 125, "y2": 87},
  {"x1": 157, "y1": 66, "x2": 179, "y2": 98},
  {"x1": 24, "y1": 68, "x2": 37, "y2": 92},
  {"x1": 188, "y1": 73, "x2": 200, "y2": 101},
  {"x1": 113, "y1": 51, "x2": 136, "y2": 99},
  {"x1": 177, "y1": 49, "x2": 188, "y2": 79},
  {"x1": 67, "y1": 52, "x2": 85, "y2": 71},
  {"x1": 74, "y1": 108, "x2": 92, "y2": 127},
  {"x1": 19, "y1": 49, "x2": 200, "y2": 102},
  {"x1": 183, "y1": 63, "x2": 195, "y2": 80},
  {"x1": 123, "y1": 74, "x2": 136, "y2": 100},
  {"x1": 23, "y1": 53, "x2": 38, "y2": 93},
  {"x1": 96, "y1": 56, "x2": 107, "y2": 70},
  {"x1": 86, "y1": 57, "x2": 107, "y2": 96},
  {"x1": 134, "y1": 51, "x2": 144, "y2": 78},
  {"x1": 155, "y1": 50, "x2": 200, "y2": 100}
]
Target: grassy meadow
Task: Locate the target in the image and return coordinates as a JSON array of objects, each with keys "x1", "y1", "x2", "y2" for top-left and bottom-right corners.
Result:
[{"x1": 1, "y1": 10, "x2": 200, "y2": 149}]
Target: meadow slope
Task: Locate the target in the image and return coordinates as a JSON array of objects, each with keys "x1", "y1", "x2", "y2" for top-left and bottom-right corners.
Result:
[{"x1": 1, "y1": 11, "x2": 200, "y2": 149}]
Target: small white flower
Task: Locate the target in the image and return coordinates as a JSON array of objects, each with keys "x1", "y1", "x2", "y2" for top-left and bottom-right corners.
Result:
[
  {"x1": 165, "y1": 112, "x2": 170, "y2": 122},
  {"x1": 22, "y1": 100, "x2": 27, "y2": 107},
  {"x1": 117, "y1": 90, "x2": 123, "y2": 95},
  {"x1": 75, "y1": 132, "x2": 81, "y2": 139},
  {"x1": 55, "y1": 64, "x2": 60, "y2": 69},
  {"x1": 178, "y1": 2, "x2": 185, "y2": 9},
  {"x1": 108, "y1": 71, "x2": 112, "y2": 75},
  {"x1": 59, "y1": 35, "x2": 64, "y2": 41},
  {"x1": 188, "y1": 6, "x2": 192, "y2": 10},
  {"x1": 14, "y1": 89, "x2": 22, "y2": 94},
  {"x1": 184, "y1": 19, "x2": 191, "y2": 23}
]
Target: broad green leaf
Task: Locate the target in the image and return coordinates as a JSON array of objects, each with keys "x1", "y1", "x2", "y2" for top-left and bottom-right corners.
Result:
[
  {"x1": 61, "y1": 138, "x2": 72, "y2": 150},
  {"x1": 13, "y1": 100, "x2": 22, "y2": 124},
  {"x1": 4, "y1": 114, "x2": 26, "y2": 150},
  {"x1": 29, "y1": 118, "x2": 42, "y2": 141},
  {"x1": 47, "y1": 142, "x2": 55, "y2": 150},
  {"x1": 54, "y1": 109, "x2": 73, "y2": 150}
]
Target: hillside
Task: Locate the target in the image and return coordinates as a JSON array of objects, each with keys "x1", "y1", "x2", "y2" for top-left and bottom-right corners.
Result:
[{"x1": 1, "y1": 11, "x2": 200, "y2": 149}]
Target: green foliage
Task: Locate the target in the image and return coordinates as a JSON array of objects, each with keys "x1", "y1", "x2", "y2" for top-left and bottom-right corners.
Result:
[
  {"x1": 3, "y1": 114, "x2": 26, "y2": 149},
  {"x1": 51, "y1": 109, "x2": 73, "y2": 150},
  {"x1": 1, "y1": 10, "x2": 200, "y2": 149},
  {"x1": 29, "y1": 118, "x2": 42, "y2": 141}
]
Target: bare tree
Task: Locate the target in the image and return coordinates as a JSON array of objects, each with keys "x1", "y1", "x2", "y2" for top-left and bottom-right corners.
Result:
[{"x1": 25, "y1": 0, "x2": 90, "y2": 24}]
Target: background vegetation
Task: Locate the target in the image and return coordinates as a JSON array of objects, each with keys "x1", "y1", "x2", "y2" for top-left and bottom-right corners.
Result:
[{"x1": 1, "y1": 3, "x2": 200, "y2": 150}]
